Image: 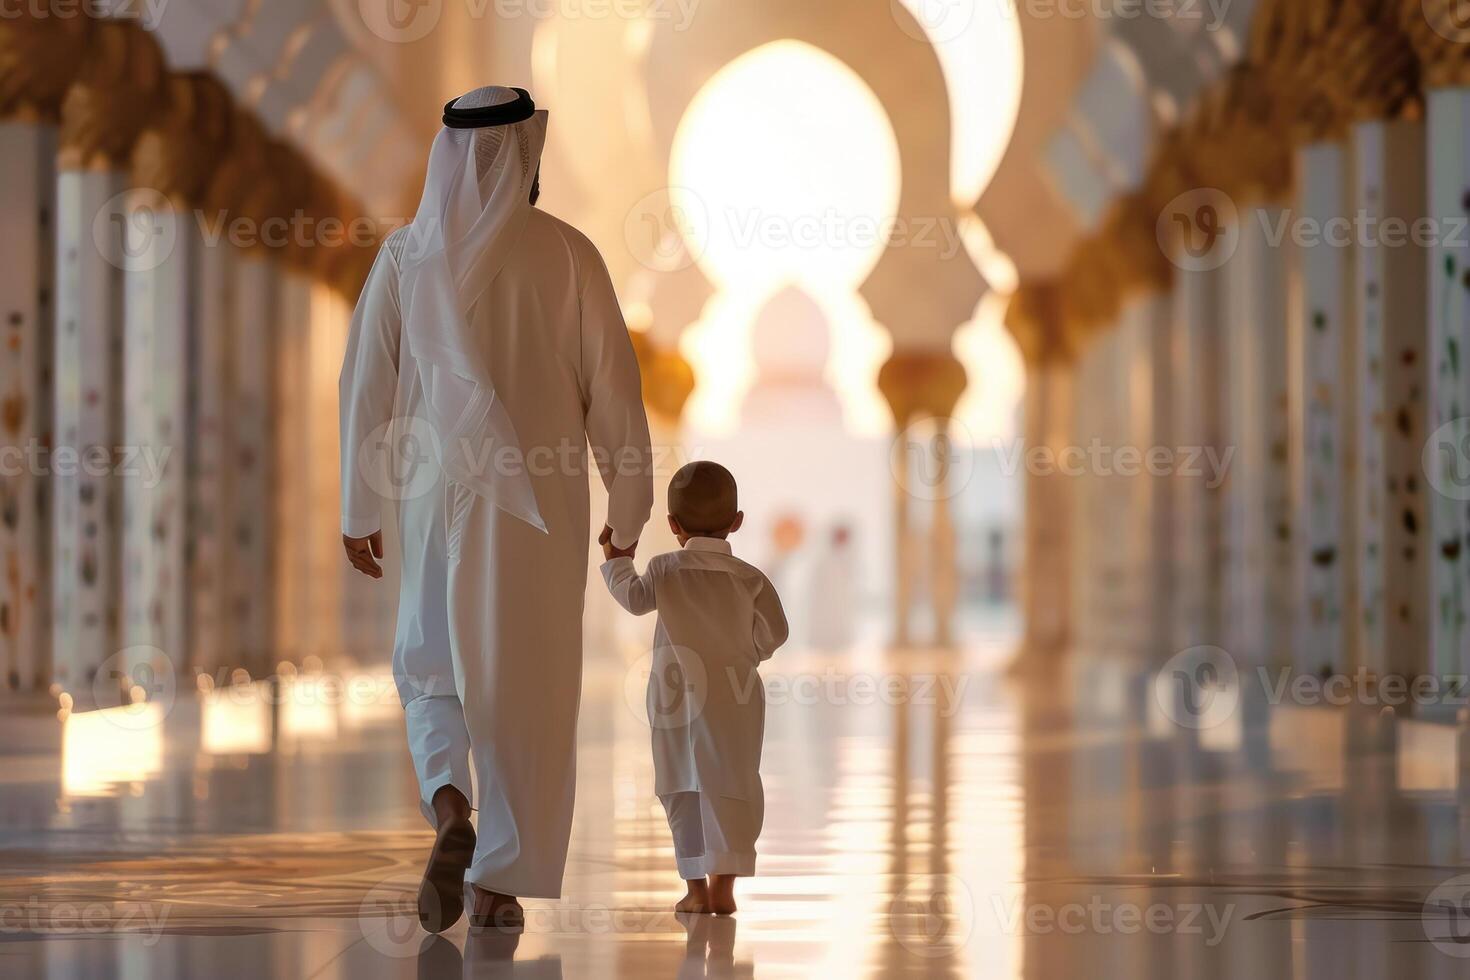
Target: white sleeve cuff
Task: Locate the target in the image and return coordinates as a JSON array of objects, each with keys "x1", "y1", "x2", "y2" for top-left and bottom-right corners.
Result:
[
  {"x1": 599, "y1": 555, "x2": 632, "y2": 584},
  {"x1": 342, "y1": 514, "x2": 381, "y2": 538},
  {"x1": 610, "y1": 528, "x2": 639, "y2": 550}
]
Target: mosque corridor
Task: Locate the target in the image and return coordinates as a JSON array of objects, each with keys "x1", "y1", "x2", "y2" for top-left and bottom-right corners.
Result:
[{"x1": 3, "y1": 613, "x2": 1467, "y2": 979}]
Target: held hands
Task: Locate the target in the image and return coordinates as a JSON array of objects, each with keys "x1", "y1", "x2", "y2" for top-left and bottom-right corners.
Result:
[
  {"x1": 343, "y1": 531, "x2": 384, "y2": 579},
  {"x1": 599, "y1": 524, "x2": 637, "y2": 561}
]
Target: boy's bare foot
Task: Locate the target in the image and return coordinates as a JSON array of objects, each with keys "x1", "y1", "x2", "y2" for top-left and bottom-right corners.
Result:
[
  {"x1": 708, "y1": 874, "x2": 737, "y2": 915},
  {"x1": 674, "y1": 878, "x2": 710, "y2": 913},
  {"x1": 418, "y1": 786, "x2": 475, "y2": 932},
  {"x1": 469, "y1": 885, "x2": 525, "y2": 931}
]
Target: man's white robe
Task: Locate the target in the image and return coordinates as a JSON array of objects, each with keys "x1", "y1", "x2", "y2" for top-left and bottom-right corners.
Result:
[{"x1": 340, "y1": 213, "x2": 653, "y2": 898}]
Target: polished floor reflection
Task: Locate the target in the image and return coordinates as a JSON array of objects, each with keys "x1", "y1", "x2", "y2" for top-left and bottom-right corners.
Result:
[{"x1": 4, "y1": 622, "x2": 1470, "y2": 978}]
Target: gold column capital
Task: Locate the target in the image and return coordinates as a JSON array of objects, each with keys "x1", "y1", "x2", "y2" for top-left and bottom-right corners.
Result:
[
  {"x1": 0, "y1": 9, "x2": 90, "y2": 122},
  {"x1": 1407, "y1": 1, "x2": 1470, "y2": 87},
  {"x1": 1177, "y1": 66, "x2": 1293, "y2": 205},
  {"x1": 1006, "y1": 282, "x2": 1074, "y2": 368},
  {"x1": 205, "y1": 110, "x2": 269, "y2": 215},
  {"x1": 1101, "y1": 193, "x2": 1174, "y2": 297},
  {"x1": 1057, "y1": 235, "x2": 1123, "y2": 340},
  {"x1": 877, "y1": 350, "x2": 967, "y2": 426},
  {"x1": 238, "y1": 140, "x2": 295, "y2": 259},
  {"x1": 1331, "y1": 1, "x2": 1421, "y2": 123},
  {"x1": 1248, "y1": 0, "x2": 1353, "y2": 143},
  {"x1": 283, "y1": 166, "x2": 330, "y2": 277},
  {"x1": 58, "y1": 19, "x2": 165, "y2": 171},
  {"x1": 630, "y1": 329, "x2": 695, "y2": 426},
  {"x1": 132, "y1": 72, "x2": 234, "y2": 209},
  {"x1": 332, "y1": 243, "x2": 380, "y2": 300},
  {"x1": 1250, "y1": 0, "x2": 1423, "y2": 142},
  {"x1": 311, "y1": 179, "x2": 377, "y2": 296}
]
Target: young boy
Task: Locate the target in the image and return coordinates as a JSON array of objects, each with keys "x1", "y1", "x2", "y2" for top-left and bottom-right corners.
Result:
[{"x1": 600, "y1": 461, "x2": 789, "y2": 915}]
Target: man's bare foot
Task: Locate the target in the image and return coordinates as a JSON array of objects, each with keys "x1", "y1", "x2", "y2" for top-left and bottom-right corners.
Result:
[
  {"x1": 418, "y1": 787, "x2": 475, "y2": 933},
  {"x1": 674, "y1": 878, "x2": 710, "y2": 913},
  {"x1": 469, "y1": 885, "x2": 524, "y2": 931},
  {"x1": 708, "y1": 874, "x2": 737, "y2": 915}
]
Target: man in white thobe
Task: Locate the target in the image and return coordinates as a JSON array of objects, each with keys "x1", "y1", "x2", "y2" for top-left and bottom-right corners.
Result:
[{"x1": 339, "y1": 86, "x2": 653, "y2": 931}]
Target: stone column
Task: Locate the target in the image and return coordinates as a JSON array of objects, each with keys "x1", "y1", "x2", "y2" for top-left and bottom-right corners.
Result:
[
  {"x1": 52, "y1": 165, "x2": 126, "y2": 700},
  {"x1": 1292, "y1": 141, "x2": 1356, "y2": 677},
  {"x1": 272, "y1": 268, "x2": 316, "y2": 663},
  {"x1": 1119, "y1": 295, "x2": 1170, "y2": 660},
  {"x1": 1069, "y1": 334, "x2": 1104, "y2": 657},
  {"x1": 1424, "y1": 87, "x2": 1470, "y2": 680},
  {"x1": 929, "y1": 414, "x2": 959, "y2": 649},
  {"x1": 188, "y1": 114, "x2": 262, "y2": 681},
  {"x1": 1007, "y1": 285, "x2": 1075, "y2": 669},
  {"x1": 187, "y1": 236, "x2": 232, "y2": 678},
  {"x1": 227, "y1": 252, "x2": 277, "y2": 677},
  {"x1": 1143, "y1": 293, "x2": 1176, "y2": 665},
  {"x1": 864, "y1": 218, "x2": 983, "y2": 651},
  {"x1": 1222, "y1": 205, "x2": 1294, "y2": 668},
  {"x1": 890, "y1": 434, "x2": 916, "y2": 647},
  {"x1": 1098, "y1": 323, "x2": 1137, "y2": 658},
  {"x1": 120, "y1": 203, "x2": 193, "y2": 665},
  {"x1": 878, "y1": 351, "x2": 967, "y2": 649},
  {"x1": 0, "y1": 0, "x2": 87, "y2": 696},
  {"x1": 618, "y1": 322, "x2": 694, "y2": 658},
  {"x1": 1352, "y1": 116, "x2": 1429, "y2": 683},
  {"x1": 123, "y1": 73, "x2": 230, "y2": 676},
  {"x1": 51, "y1": 21, "x2": 164, "y2": 702},
  {"x1": 1169, "y1": 257, "x2": 1224, "y2": 653},
  {"x1": 207, "y1": 113, "x2": 277, "y2": 679},
  {"x1": 0, "y1": 120, "x2": 57, "y2": 694}
]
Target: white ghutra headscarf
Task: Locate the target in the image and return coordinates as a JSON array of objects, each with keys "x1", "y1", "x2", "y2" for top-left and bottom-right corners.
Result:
[{"x1": 399, "y1": 86, "x2": 548, "y2": 532}]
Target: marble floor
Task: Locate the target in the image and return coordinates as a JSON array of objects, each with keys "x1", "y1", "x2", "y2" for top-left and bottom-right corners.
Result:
[{"x1": 4, "y1": 618, "x2": 1470, "y2": 978}]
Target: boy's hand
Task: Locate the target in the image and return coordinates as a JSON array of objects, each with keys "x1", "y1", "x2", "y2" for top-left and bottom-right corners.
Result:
[{"x1": 599, "y1": 524, "x2": 637, "y2": 561}]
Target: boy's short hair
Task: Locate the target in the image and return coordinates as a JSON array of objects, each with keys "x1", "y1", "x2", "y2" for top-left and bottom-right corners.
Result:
[{"x1": 668, "y1": 461, "x2": 738, "y2": 534}]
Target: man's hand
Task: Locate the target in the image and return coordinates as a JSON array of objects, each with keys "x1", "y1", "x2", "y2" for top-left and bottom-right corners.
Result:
[
  {"x1": 344, "y1": 531, "x2": 384, "y2": 579},
  {"x1": 599, "y1": 523, "x2": 636, "y2": 561}
]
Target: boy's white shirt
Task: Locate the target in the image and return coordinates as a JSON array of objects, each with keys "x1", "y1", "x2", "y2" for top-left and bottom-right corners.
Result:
[{"x1": 601, "y1": 536, "x2": 789, "y2": 801}]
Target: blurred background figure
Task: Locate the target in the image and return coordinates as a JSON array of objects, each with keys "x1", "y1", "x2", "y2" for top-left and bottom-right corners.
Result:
[{"x1": 806, "y1": 523, "x2": 857, "y2": 652}]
